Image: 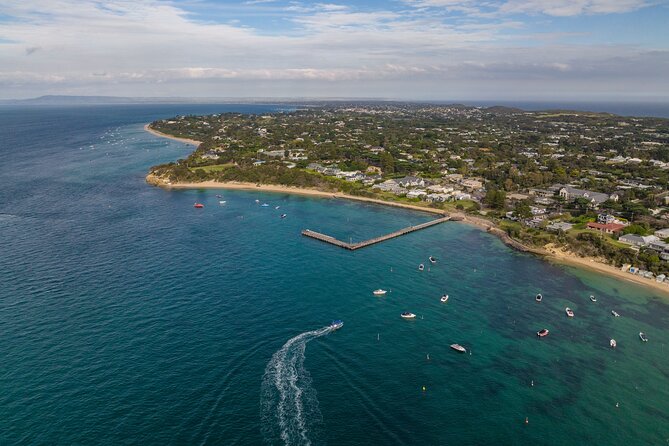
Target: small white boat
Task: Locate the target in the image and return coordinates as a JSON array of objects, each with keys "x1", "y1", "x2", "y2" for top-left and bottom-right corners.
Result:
[
  {"x1": 330, "y1": 320, "x2": 344, "y2": 330},
  {"x1": 261, "y1": 203, "x2": 269, "y2": 207},
  {"x1": 565, "y1": 307, "x2": 574, "y2": 318},
  {"x1": 440, "y1": 294, "x2": 449, "y2": 303},
  {"x1": 537, "y1": 328, "x2": 549, "y2": 337},
  {"x1": 219, "y1": 200, "x2": 226, "y2": 204},
  {"x1": 418, "y1": 264, "x2": 425, "y2": 271},
  {"x1": 275, "y1": 206, "x2": 280, "y2": 209},
  {"x1": 450, "y1": 344, "x2": 466, "y2": 353},
  {"x1": 255, "y1": 199, "x2": 260, "y2": 203},
  {"x1": 610, "y1": 339, "x2": 617, "y2": 348},
  {"x1": 401, "y1": 312, "x2": 416, "y2": 319},
  {"x1": 429, "y1": 256, "x2": 437, "y2": 264},
  {"x1": 639, "y1": 332, "x2": 648, "y2": 342},
  {"x1": 535, "y1": 293, "x2": 542, "y2": 302},
  {"x1": 611, "y1": 310, "x2": 620, "y2": 317},
  {"x1": 590, "y1": 295, "x2": 597, "y2": 302},
  {"x1": 373, "y1": 289, "x2": 387, "y2": 296},
  {"x1": 280, "y1": 214, "x2": 287, "y2": 219}
]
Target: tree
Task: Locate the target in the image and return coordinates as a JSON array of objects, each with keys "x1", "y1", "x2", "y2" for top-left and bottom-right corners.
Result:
[
  {"x1": 379, "y1": 152, "x2": 395, "y2": 174},
  {"x1": 513, "y1": 200, "x2": 533, "y2": 219},
  {"x1": 484, "y1": 189, "x2": 506, "y2": 210}
]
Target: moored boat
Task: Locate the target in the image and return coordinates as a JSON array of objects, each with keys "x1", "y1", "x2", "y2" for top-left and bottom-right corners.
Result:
[
  {"x1": 535, "y1": 293, "x2": 542, "y2": 302},
  {"x1": 373, "y1": 289, "x2": 387, "y2": 296},
  {"x1": 219, "y1": 200, "x2": 226, "y2": 204},
  {"x1": 537, "y1": 328, "x2": 549, "y2": 337},
  {"x1": 261, "y1": 203, "x2": 270, "y2": 207},
  {"x1": 330, "y1": 320, "x2": 344, "y2": 330},
  {"x1": 440, "y1": 294, "x2": 449, "y2": 303},
  {"x1": 565, "y1": 307, "x2": 574, "y2": 317},
  {"x1": 418, "y1": 264, "x2": 425, "y2": 271},
  {"x1": 280, "y1": 214, "x2": 287, "y2": 219},
  {"x1": 450, "y1": 343, "x2": 466, "y2": 353},
  {"x1": 590, "y1": 295, "x2": 597, "y2": 302},
  {"x1": 401, "y1": 312, "x2": 416, "y2": 319},
  {"x1": 611, "y1": 310, "x2": 620, "y2": 317},
  {"x1": 639, "y1": 332, "x2": 648, "y2": 342},
  {"x1": 429, "y1": 256, "x2": 437, "y2": 264},
  {"x1": 193, "y1": 203, "x2": 204, "y2": 208},
  {"x1": 610, "y1": 339, "x2": 617, "y2": 348}
]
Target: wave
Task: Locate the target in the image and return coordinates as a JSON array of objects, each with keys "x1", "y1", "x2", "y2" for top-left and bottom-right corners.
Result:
[{"x1": 261, "y1": 326, "x2": 333, "y2": 445}]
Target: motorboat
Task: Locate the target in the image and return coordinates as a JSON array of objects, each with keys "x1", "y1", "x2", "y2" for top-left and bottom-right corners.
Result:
[
  {"x1": 373, "y1": 289, "x2": 387, "y2": 296},
  {"x1": 537, "y1": 328, "x2": 549, "y2": 337},
  {"x1": 401, "y1": 312, "x2": 416, "y2": 319},
  {"x1": 280, "y1": 214, "x2": 287, "y2": 219},
  {"x1": 255, "y1": 199, "x2": 260, "y2": 203},
  {"x1": 418, "y1": 264, "x2": 425, "y2": 271},
  {"x1": 219, "y1": 200, "x2": 226, "y2": 204},
  {"x1": 565, "y1": 307, "x2": 574, "y2": 318},
  {"x1": 440, "y1": 294, "x2": 449, "y2": 303},
  {"x1": 330, "y1": 320, "x2": 344, "y2": 330},
  {"x1": 610, "y1": 339, "x2": 617, "y2": 348},
  {"x1": 216, "y1": 194, "x2": 223, "y2": 198},
  {"x1": 193, "y1": 203, "x2": 204, "y2": 208},
  {"x1": 450, "y1": 344, "x2": 466, "y2": 353},
  {"x1": 639, "y1": 332, "x2": 648, "y2": 342},
  {"x1": 261, "y1": 203, "x2": 270, "y2": 207},
  {"x1": 275, "y1": 206, "x2": 280, "y2": 209},
  {"x1": 611, "y1": 310, "x2": 620, "y2": 317},
  {"x1": 429, "y1": 256, "x2": 437, "y2": 264},
  {"x1": 535, "y1": 293, "x2": 542, "y2": 302},
  {"x1": 590, "y1": 295, "x2": 597, "y2": 302}
]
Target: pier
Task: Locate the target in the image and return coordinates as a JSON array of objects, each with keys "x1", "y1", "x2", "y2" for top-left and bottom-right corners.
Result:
[{"x1": 301, "y1": 216, "x2": 451, "y2": 250}]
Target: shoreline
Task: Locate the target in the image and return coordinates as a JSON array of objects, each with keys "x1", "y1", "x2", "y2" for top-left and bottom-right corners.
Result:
[
  {"x1": 143, "y1": 124, "x2": 202, "y2": 146},
  {"x1": 142, "y1": 127, "x2": 669, "y2": 296}
]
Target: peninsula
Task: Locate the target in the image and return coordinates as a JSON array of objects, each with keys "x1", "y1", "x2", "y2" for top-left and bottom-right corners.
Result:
[{"x1": 145, "y1": 103, "x2": 669, "y2": 293}]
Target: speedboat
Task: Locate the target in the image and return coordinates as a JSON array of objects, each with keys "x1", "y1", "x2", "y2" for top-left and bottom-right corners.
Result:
[
  {"x1": 565, "y1": 307, "x2": 574, "y2": 318},
  {"x1": 590, "y1": 295, "x2": 597, "y2": 302},
  {"x1": 261, "y1": 203, "x2": 270, "y2": 207},
  {"x1": 330, "y1": 320, "x2": 344, "y2": 330},
  {"x1": 440, "y1": 294, "x2": 449, "y2": 303},
  {"x1": 275, "y1": 206, "x2": 280, "y2": 209},
  {"x1": 450, "y1": 344, "x2": 466, "y2": 353},
  {"x1": 639, "y1": 332, "x2": 648, "y2": 342},
  {"x1": 280, "y1": 214, "x2": 287, "y2": 219},
  {"x1": 418, "y1": 264, "x2": 425, "y2": 271},
  {"x1": 535, "y1": 293, "x2": 542, "y2": 302},
  {"x1": 193, "y1": 203, "x2": 204, "y2": 208},
  {"x1": 373, "y1": 289, "x2": 387, "y2": 296},
  {"x1": 401, "y1": 312, "x2": 416, "y2": 319},
  {"x1": 537, "y1": 328, "x2": 549, "y2": 337},
  {"x1": 611, "y1": 310, "x2": 620, "y2": 317},
  {"x1": 610, "y1": 339, "x2": 617, "y2": 348},
  {"x1": 219, "y1": 200, "x2": 226, "y2": 204},
  {"x1": 429, "y1": 256, "x2": 437, "y2": 264}
]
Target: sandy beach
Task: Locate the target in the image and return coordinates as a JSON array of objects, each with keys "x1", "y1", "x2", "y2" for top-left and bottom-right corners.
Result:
[{"x1": 143, "y1": 124, "x2": 202, "y2": 146}]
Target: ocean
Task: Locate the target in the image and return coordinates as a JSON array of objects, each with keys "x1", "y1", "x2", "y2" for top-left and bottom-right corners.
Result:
[{"x1": 0, "y1": 104, "x2": 668, "y2": 445}]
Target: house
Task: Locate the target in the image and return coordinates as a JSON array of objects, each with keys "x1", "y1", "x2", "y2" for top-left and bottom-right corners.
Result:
[
  {"x1": 618, "y1": 234, "x2": 659, "y2": 247},
  {"x1": 558, "y1": 186, "x2": 611, "y2": 207},
  {"x1": 373, "y1": 179, "x2": 400, "y2": 192},
  {"x1": 597, "y1": 213, "x2": 627, "y2": 226},
  {"x1": 425, "y1": 193, "x2": 450, "y2": 202},
  {"x1": 460, "y1": 179, "x2": 483, "y2": 190},
  {"x1": 546, "y1": 222, "x2": 574, "y2": 232},
  {"x1": 586, "y1": 222, "x2": 625, "y2": 234},
  {"x1": 654, "y1": 228, "x2": 669, "y2": 239},
  {"x1": 397, "y1": 176, "x2": 425, "y2": 188},
  {"x1": 406, "y1": 190, "x2": 427, "y2": 199},
  {"x1": 648, "y1": 240, "x2": 669, "y2": 252}
]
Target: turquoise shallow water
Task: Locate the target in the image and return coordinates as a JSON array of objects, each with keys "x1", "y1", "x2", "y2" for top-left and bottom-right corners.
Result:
[{"x1": 0, "y1": 105, "x2": 668, "y2": 445}]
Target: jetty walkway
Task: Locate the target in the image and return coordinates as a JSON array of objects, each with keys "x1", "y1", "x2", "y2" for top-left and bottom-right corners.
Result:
[{"x1": 301, "y1": 216, "x2": 451, "y2": 250}]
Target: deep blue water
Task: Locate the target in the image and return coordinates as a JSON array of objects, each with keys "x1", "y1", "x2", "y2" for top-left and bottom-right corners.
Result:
[{"x1": 1, "y1": 105, "x2": 668, "y2": 445}]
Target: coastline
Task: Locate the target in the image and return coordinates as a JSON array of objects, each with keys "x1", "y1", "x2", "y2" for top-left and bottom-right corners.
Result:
[
  {"x1": 142, "y1": 126, "x2": 669, "y2": 296},
  {"x1": 143, "y1": 124, "x2": 202, "y2": 146}
]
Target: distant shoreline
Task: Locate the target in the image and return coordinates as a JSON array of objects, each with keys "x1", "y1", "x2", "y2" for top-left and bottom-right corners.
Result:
[
  {"x1": 143, "y1": 124, "x2": 201, "y2": 146},
  {"x1": 143, "y1": 125, "x2": 669, "y2": 296}
]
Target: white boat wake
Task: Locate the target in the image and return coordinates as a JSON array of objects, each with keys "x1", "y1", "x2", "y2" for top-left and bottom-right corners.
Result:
[{"x1": 261, "y1": 326, "x2": 333, "y2": 445}]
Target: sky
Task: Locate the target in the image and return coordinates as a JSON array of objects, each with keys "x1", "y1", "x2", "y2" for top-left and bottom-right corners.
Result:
[{"x1": 0, "y1": 0, "x2": 668, "y2": 101}]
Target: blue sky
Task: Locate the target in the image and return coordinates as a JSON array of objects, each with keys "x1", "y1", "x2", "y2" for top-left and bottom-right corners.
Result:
[{"x1": 0, "y1": 0, "x2": 667, "y2": 100}]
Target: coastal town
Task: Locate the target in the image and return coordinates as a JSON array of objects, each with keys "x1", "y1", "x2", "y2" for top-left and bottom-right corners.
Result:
[{"x1": 148, "y1": 103, "x2": 669, "y2": 280}]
